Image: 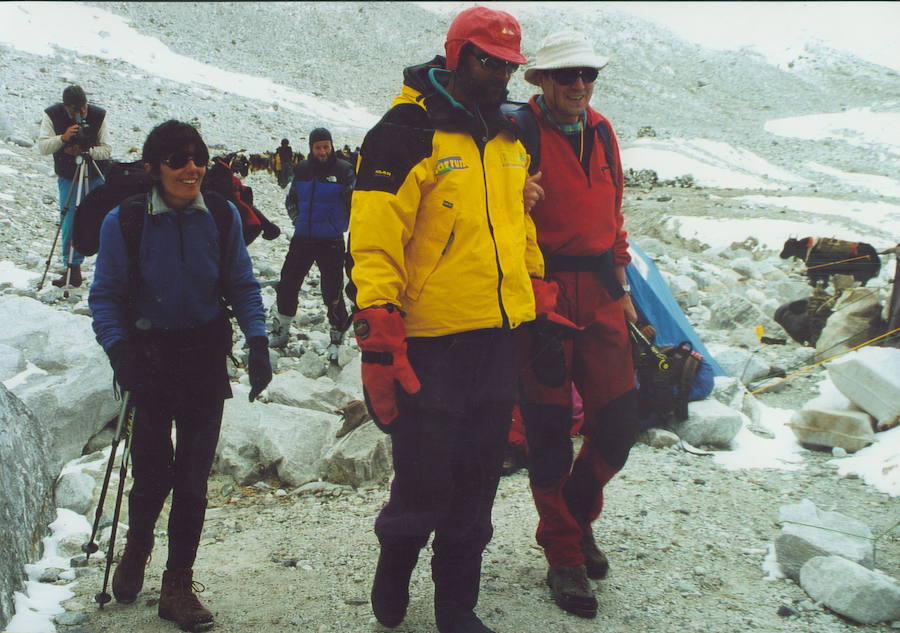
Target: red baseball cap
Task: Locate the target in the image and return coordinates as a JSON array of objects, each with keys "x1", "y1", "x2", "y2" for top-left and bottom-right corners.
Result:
[{"x1": 444, "y1": 7, "x2": 527, "y2": 71}]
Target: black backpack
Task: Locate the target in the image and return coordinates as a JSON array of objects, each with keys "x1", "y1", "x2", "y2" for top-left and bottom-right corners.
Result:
[
  {"x1": 73, "y1": 160, "x2": 150, "y2": 256},
  {"x1": 630, "y1": 322, "x2": 702, "y2": 425}
]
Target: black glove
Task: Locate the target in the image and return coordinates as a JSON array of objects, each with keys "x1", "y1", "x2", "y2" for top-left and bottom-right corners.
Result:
[
  {"x1": 107, "y1": 340, "x2": 146, "y2": 392},
  {"x1": 261, "y1": 219, "x2": 281, "y2": 241},
  {"x1": 247, "y1": 336, "x2": 272, "y2": 402},
  {"x1": 531, "y1": 320, "x2": 575, "y2": 388}
]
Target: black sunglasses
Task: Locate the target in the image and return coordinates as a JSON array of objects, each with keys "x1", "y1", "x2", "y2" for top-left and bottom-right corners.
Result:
[
  {"x1": 548, "y1": 67, "x2": 599, "y2": 86},
  {"x1": 473, "y1": 51, "x2": 519, "y2": 74},
  {"x1": 162, "y1": 150, "x2": 209, "y2": 169}
]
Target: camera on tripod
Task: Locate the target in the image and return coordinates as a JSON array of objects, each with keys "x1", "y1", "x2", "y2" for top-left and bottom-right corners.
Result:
[{"x1": 71, "y1": 111, "x2": 92, "y2": 148}]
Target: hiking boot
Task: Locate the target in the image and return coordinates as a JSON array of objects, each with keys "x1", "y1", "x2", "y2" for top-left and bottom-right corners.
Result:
[
  {"x1": 335, "y1": 400, "x2": 370, "y2": 438},
  {"x1": 546, "y1": 564, "x2": 597, "y2": 619},
  {"x1": 112, "y1": 532, "x2": 154, "y2": 604},
  {"x1": 268, "y1": 312, "x2": 292, "y2": 348},
  {"x1": 371, "y1": 546, "x2": 420, "y2": 628},
  {"x1": 158, "y1": 568, "x2": 214, "y2": 632},
  {"x1": 326, "y1": 328, "x2": 344, "y2": 363},
  {"x1": 581, "y1": 528, "x2": 609, "y2": 580},
  {"x1": 436, "y1": 610, "x2": 495, "y2": 633},
  {"x1": 51, "y1": 265, "x2": 82, "y2": 288}
]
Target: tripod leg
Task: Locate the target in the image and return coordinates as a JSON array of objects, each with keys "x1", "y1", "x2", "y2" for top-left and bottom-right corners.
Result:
[
  {"x1": 38, "y1": 175, "x2": 79, "y2": 291},
  {"x1": 62, "y1": 161, "x2": 89, "y2": 298}
]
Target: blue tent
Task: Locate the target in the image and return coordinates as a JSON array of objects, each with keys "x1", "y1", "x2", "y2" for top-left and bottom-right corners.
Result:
[{"x1": 626, "y1": 243, "x2": 726, "y2": 377}]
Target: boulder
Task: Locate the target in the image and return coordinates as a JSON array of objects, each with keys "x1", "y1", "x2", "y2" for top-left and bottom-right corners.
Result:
[
  {"x1": 0, "y1": 296, "x2": 119, "y2": 473},
  {"x1": 828, "y1": 347, "x2": 900, "y2": 431},
  {"x1": 0, "y1": 343, "x2": 25, "y2": 382},
  {"x1": 214, "y1": 387, "x2": 341, "y2": 486},
  {"x1": 0, "y1": 384, "x2": 56, "y2": 630},
  {"x1": 323, "y1": 421, "x2": 392, "y2": 487},
  {"x1": 799, "y1": 556, "x2": 900, "y2": 624},
  {"x1": 669, "y1": 399, "x2": 743, "y2": 448},
  {"x1": 708, "y1": 294, "x2": 782, "y2": 335},
  {"x1": 787, "y1": 408, "x2": 874, "y2": 453},
  {"x1": 265, "y1": 371, "x2": 353, "y2": 413},
  {"x1": 54, "y1": 471, "x2": 95, "y2": 515},
  {"x1": 774, "y1": 499, "x2": 874, "y2": 581},
  {"x1": 708, "y1": 345, "x2": 770, "y2": 385},
  {"x1": 815, "y1": 288, "x2": 883, "y2": 358}
]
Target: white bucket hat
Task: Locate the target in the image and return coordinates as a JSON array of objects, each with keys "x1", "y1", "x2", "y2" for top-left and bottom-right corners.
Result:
[{"x1": 523, "y1": 29, "x2": 610, "y2": 86}]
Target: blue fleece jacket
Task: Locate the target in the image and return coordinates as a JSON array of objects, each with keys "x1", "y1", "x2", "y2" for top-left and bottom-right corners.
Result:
[{"x1": 89, "y1": 190, "x2": 266, "y2": 351}]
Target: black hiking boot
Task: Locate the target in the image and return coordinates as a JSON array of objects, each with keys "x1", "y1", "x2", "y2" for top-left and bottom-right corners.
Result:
[
  {"x1": 371, "y1": 546, "x2": 420, "y2": 628},
  {"x1": 547, "y1": 564, "x2": 597, "y2": 619},
  {"x1": 112, "y1": 532, "x2": 154, "y2": 603},
  {"x1": 51, "y1": 265, "x2": 82, "y2": 288},
  {"x1": 581, "y1": 528, "x2": 609, "y2": 579}
]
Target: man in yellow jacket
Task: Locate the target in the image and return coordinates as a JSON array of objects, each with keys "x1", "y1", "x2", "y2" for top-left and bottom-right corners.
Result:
[{"x1": 347, "y1": 7, "x2": 541, "y2": 633}]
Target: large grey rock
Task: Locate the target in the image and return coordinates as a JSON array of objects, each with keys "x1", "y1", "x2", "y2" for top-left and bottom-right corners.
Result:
[
  {"x1": 214, "y1": 388, "x2": 341, "y2": 486},
  {"x1": 669, "y1": 399, "x2": 743, "y2": 448},
  {"x1": 774, "y1": 499, "x2": 874, "y2": 581},
  {"x1": 708, "y1": 294, "x2": 781, "y2": 335},
  {"x1": 0, "y1": 384, "x2": 55, "y2": 630},
  {"x1": 787, "y1": 408, "x2": 874, "y2": 452},
  {"x1": 323, "y1": 421, "x2": 392, "y2": 487},
  {"x1": 799, "y1": 556, "x2": 900, "y2": 624},
  {"x1": 266, "y1": 371, "x2": 353, "y2": 413},
  {"x1": 709, "y1": 345, "x2": 770, "y2": 384},
  {"x1": 0, "y1": 344, "x2": 25, "y2": 382},
  {"x1": 0, "y1": 296, "x2": 119, "y2": 473},
  {"x1": 828, "y1": 347, "x2": 900, "y2": 431},
  {"x1": 816, "y1": 288, "x2": 883, "y2": 359},
  {"x1": 54, "y1": 471, "x2": 95, "y2": 515}
]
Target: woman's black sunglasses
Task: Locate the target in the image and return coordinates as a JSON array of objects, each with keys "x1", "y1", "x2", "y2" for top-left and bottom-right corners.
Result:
[
  {"x1": 474, "y1": 51, "x2": 519, "y2": 74},
  {"x1": 163, "y1": 150, "x2": 209, "y2": 169},
  {"x1": 549, "y1": 67, "x2": 599, "y2": 86}
]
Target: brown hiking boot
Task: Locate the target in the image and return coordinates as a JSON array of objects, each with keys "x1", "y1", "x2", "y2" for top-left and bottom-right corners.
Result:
[
  {"x1": 335, "y1": 400, "x2": 371, "y2": 438},
  {"x1": 547, "y1": 564, "x2": 597, "y2": 619},
  {"x1": 581, "y1": 528, "x2": 609, "y2": 579},
  {"x1": 159, "y1": 568, "x2": 214, "y2": 632},
  {"x1": 112, "y1": 533, "x2": 154, "y2": 604}
]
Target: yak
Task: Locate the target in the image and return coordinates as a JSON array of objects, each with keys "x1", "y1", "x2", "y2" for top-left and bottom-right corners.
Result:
[{"x1": 780, "y1": 237, "x2": 880, "y2": 288}]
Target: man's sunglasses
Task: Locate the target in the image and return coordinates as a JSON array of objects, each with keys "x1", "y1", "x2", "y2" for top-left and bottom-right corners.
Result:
[
  {"x1": 474, "y1": 51, "x2": 519, "y2": 74},
  {"x1": 549, "y1": 67, "x2": 599, "y2": 86},
  {"x1": 163, "y1": 150, "x2": 209, "y2": 169}
]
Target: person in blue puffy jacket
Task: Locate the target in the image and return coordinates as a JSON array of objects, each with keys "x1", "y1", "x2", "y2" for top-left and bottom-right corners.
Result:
[
  {"x1": 88, "y1": 119, "x2": 271, "y2": 632},
  {"x1": 270, "y1": 127, "x2": 355, "y2": 361}
]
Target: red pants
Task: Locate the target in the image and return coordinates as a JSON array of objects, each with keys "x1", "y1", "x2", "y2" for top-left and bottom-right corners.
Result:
[{"x1": 520, "y1": 270, "x2": 637, "y2": 567}]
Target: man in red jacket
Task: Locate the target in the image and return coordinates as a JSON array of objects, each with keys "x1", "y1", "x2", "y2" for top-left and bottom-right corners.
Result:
[{"x1": 510, "y1": 29, "x2": 638, "y2": 619}]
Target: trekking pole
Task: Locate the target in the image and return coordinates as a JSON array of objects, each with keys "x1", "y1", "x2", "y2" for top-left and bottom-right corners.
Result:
[
  {"x1": 82, "y1": 392, "x2": 131, "y2": 560},
  {"x1": 95, "y1": 392, "x2": 136, "y2": 607},
  {"x1": 37, "y1": 167, "x2": 81, "y2": 291}
]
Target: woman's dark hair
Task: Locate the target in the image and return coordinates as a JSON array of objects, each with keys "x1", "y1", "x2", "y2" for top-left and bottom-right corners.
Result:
[{"x1": 142, "y1": 120, "x2": 208, "y2": 170}]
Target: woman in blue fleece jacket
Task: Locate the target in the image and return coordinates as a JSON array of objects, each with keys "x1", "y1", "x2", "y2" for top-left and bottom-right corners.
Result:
[{"x1": 88, "y1": 120, "x2": 271, "y2": 632}]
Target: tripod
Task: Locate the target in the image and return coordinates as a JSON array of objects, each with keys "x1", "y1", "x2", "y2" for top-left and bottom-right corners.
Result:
[{"x1": 38, "y1": 153, "x2": 105, "y2": 297}]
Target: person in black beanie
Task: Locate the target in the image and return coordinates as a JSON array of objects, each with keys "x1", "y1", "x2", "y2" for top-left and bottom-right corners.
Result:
[
  {"x1": 269, "y1": 126, "x2": 355, "y2": 362},
  {"x1": 89, "y1": 120, "x2": 271, "y2": 632}
]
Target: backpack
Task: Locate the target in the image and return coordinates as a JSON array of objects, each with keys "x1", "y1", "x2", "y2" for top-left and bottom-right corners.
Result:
[
  {"x1": 630, "y1": 323, "x2": 708, "y2": 425},
  {"x1": 73, "y1": 160, "x2": 150, "y2": 256},
  {"x1": 202, "y1": 158, "x2": 264, "y2": 244}
]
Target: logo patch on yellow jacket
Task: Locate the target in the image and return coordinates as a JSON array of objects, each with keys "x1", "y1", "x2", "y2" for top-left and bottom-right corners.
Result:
[
  {"x1": 500, "y1": 151, "x2": 527, "y2": 169},
  {"x1": 435, "y1": 155, "x2": 469, "y2": 176}
]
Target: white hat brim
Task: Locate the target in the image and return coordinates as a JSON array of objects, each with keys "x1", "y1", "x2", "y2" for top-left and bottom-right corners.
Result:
[{"x1": 524, "y1": 56, "x2": 609, "y2": 86}]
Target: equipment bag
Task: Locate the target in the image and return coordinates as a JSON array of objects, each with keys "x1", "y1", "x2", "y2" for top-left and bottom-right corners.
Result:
[{"x1": 203, "y1": 159, "x2": 264, "y2": 244}]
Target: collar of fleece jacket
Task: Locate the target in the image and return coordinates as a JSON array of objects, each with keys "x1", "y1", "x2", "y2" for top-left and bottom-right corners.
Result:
[{"x1": 401, "y1": 55, "x2": 520, "y2": 142}]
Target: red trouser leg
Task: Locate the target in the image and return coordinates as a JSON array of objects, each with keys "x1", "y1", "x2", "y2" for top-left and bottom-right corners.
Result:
[{"x1": 521, "y1": 271, "x2": 637, "y2": 567}]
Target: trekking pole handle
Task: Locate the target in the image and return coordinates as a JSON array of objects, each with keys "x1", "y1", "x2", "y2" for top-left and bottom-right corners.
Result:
[{"x1": 113, "y1": 391, "x2": 131, "y2": 441}]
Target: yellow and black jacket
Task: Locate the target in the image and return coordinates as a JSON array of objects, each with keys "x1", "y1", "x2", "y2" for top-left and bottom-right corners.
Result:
[{"x1": 348, "y1": 56, "x2": 543, "y2": 337}]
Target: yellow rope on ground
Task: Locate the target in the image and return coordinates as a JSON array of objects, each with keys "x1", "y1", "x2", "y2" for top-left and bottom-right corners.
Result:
[{"x1": 748, "y1": 327, "x2": 900, "y2": 396}]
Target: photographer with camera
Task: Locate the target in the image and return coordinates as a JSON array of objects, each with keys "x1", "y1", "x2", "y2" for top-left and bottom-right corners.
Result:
[{"x1": 38, "y1": 84, "x2": 111, "y2": 288}]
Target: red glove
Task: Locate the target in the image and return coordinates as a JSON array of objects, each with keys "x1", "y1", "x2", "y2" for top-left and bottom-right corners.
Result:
[{"x1": 352, "y1": 305, "x2": 421, "y2": 428}]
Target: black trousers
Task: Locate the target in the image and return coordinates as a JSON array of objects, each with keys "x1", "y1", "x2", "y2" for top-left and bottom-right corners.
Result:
[
  {"x1": 275, "y1": 235, "x2": 349, "y2": 331},
  {"x1": 374, "y1": 328, "x2": 520, "y2": 579},
  {"x1": 127, "y1": 319, "x2": 229, "y2": 570}
]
